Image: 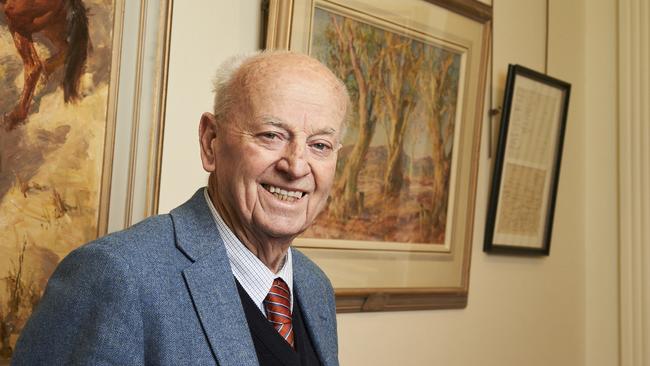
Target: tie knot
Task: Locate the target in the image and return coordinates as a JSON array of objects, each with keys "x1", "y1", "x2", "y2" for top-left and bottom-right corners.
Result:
[{"x1": 270, "y1": 278, "x2": 290, "y2": 299}]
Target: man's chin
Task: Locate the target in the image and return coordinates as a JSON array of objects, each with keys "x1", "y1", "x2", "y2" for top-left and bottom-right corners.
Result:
[
  {"x1": 254, "y1": 219, "x2": 307, "y2": 241},
  {"x1": 267, "y1": 227, "x2": 306, "y2": 241}
]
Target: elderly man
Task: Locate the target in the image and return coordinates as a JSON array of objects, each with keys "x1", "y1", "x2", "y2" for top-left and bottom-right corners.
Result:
[{"x1": 12, "y1": 51, "x2": 349, "y2": 366}]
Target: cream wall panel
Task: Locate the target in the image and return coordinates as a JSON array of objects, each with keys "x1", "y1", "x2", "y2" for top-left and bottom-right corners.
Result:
[
  {"x1": 585, "y1": 0, "x2": 619, "y2": 365},
  {"x1": 618, "y1": 0, "x2": 650, "y2": 364},
  {"x1": 491, "y1": 0, "x2": 547, "y2": 115},
  {"x1": 158, "y1": 0, "x2": 262, "y2": 213}
]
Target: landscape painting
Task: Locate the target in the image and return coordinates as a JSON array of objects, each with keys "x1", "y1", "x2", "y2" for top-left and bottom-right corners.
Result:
[
  {"x1": 0, "y1": 0, "x2": 118, "y2": 361},
  {"x1": 302, "y1": 6, "x2": 464, "y2": 249}
]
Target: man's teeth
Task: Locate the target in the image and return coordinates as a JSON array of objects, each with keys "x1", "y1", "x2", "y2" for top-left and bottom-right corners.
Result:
[{"x1": 265, "y1": 185, "x2": 304, "y2": 201}]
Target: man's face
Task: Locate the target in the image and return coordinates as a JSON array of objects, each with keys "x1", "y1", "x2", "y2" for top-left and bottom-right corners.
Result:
[{"x1": 209, "y1": 63, "x2": 346, "y2": 242}]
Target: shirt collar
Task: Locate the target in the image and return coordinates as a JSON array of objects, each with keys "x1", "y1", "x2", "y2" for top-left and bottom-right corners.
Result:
[{"x1": 203, "y1": 188, "x2": 294, "y2": 312}]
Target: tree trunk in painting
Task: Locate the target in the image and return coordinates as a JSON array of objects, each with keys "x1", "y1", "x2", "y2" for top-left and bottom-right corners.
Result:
[
  {"x1": 430, "y1": 114, "x2": 448, "y2": 240},
  {"x1": 380, "y1": 36, "x2": 423, "y2": 198},
  {"x1": 327, "y1": 16, "x2": 382, "y2": 219},
  {"x1": 420, "y1": 52, "x2": 456, "y2": 241},
  {"x1": 382, "y1": 107, "x2": 408, "y2": 198},
  {"x1": 334, "y1": 104, "x2": 377, "y2": 218}
]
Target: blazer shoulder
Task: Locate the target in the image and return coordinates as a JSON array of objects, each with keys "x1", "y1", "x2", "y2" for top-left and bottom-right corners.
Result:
[
  {"x1": 48, "y1": 214, "x2": 177, "y2": 297},
  {"x1": 292, "y1": 248, "x2": 333, "y2": 290},
  {"x1": 12, "y1": 229, "x2": 147, "y2": 364},
  {"x1": 86, "y1": 213, "x2": 174, "y2": 255}
]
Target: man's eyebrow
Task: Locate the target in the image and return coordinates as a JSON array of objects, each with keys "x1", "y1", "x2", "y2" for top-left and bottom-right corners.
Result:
[
  {"x1": 259, "y1": 115, "x2": 287, "y2": 128},
  {"x1": 312, "y1": 127, "x2": 337, "y2": 136},
  {"x1": 259, "y1": 115, "x2": 338, "y2": 136}
]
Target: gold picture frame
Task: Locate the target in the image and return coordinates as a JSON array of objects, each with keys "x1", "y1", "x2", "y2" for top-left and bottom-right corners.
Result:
[
  {"x1": 106, "y1": 0, "x2": 174, "y2": 233},
  {"x1": 265, "y1": 0, "x2": 491, "y2": 311}
]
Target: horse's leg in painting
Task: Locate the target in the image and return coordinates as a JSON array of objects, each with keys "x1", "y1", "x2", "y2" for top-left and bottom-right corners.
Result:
[
  {"x1": 40, "y1": 15, "x2": 68, "y2": 79},
  {"x1": 2, "y1": 0, "x2": 87, "y2": 129},
  {"x1": 4, "y1": 29, "x2": 42, "y2": 129}
]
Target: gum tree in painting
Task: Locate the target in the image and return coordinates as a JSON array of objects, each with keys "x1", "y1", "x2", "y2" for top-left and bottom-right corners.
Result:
[
  {"x1": 325, "y1": 15, "x2": 383, "y2": 219},
  {"x1": 307, "y1": 7, "x2": 462, "y2": 245}
]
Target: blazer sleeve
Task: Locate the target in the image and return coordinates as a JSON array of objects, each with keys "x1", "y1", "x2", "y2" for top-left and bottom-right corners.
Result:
[
  {"x1": 11, "y1": 243, "x2": 145, "y2": 365},
  {"x1": 322, "y1": 273, "x2": 339, "y2": 365}
]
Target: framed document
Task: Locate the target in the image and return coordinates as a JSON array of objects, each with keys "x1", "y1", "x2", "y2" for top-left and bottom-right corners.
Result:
[
  {"x1": 484, "y1": 64, "x2": 571, "y2": 255},
  {"x1": 265, "y1": 0, "x2": 491, "y2": 311}
]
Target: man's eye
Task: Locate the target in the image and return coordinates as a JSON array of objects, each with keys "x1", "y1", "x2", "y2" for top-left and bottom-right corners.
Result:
[
  {"x1": 261, "y1": 132, "x2": 280, "y2": 140},
  {"x1": 310, "y1": 142, "x2": 332, "y2": 152}
]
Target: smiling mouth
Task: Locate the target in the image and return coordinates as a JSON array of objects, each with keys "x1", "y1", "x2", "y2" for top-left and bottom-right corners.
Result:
[{"x1": 261, "y1": 184, "x2": 307, "y2": 202}]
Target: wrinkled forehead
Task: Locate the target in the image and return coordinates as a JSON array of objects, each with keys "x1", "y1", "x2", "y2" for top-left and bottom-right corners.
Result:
[
  {"x1": 239, "y1": 53, "x2": 339, "y2": 85},
  {"x1": 235, "y1": 54, "x2": 348, "y2": 110}
]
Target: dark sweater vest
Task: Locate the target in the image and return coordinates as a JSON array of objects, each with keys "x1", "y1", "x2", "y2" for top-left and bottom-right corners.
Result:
[{"x1": 236, "y1": 280, "x2": 322, "y2": 366}]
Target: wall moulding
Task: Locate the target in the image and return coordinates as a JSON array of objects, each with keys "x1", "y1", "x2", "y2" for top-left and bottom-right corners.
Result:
[{"x1": 618, "y1": 0, "x2": 650, "y2": 364}]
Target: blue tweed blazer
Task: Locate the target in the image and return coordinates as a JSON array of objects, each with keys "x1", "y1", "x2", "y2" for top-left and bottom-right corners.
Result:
[{"x1": 12, "y1": 189, "x2": 339, "y2": 366}]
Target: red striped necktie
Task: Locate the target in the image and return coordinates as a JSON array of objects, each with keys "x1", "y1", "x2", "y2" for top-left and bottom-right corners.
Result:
[{"x1": 264, "y1": 278, "x2": 294, "y2": 348}]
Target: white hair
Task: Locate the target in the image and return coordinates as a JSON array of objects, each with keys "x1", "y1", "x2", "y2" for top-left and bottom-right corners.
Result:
[{"x1": 211, "y1": 50, "x2": 287, "y2": 120}]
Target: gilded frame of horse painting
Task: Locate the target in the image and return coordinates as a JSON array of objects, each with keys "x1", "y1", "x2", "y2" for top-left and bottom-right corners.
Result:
[
  {"x1": 0, "y1": 0, "x2": 173, "y2": 360},
  {"x1": 265, "y1": 0, "x2": 492, "y2": 311}
]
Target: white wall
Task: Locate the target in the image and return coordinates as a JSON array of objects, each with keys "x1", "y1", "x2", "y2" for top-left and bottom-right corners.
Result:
[{"x1": 157, "y1": 1, "x2": 616, "y2": 365}]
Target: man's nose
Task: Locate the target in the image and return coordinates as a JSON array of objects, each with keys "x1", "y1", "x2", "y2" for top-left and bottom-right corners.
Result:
[{"x1": 276, "y1": 140, "x2": 310, "y2": 178}]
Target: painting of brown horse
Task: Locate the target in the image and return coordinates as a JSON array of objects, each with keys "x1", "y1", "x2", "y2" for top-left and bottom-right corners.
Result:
[
  {"x1": 0, "y1": 0, "x2": 117, "y2": 361},
  {"x1": 0, "y1": 0, "x2": 89, "y2": 130}
]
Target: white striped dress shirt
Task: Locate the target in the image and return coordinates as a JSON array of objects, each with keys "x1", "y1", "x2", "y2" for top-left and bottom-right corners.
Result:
[{"x1": 204, "y1": 189, "x2": 293, "y2": 315}]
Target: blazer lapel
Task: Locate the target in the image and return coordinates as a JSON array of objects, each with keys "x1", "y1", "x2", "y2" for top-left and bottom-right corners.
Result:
[
  {"x1": 292, "y1": 251, "x2": 338, "y2": 366},
  {"x1": 171, "y1": 189, "x2": 259, "y2": 366}
]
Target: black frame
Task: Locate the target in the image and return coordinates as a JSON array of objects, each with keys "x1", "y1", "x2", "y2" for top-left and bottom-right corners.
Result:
[{"x1": 484, "y1": 64, "x2": 571, "y2": 255}]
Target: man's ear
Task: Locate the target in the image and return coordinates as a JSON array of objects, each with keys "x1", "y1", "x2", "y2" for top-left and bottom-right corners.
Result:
[{"x1": 199, "y1": 112, "x2": 218, "y2": 172}]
